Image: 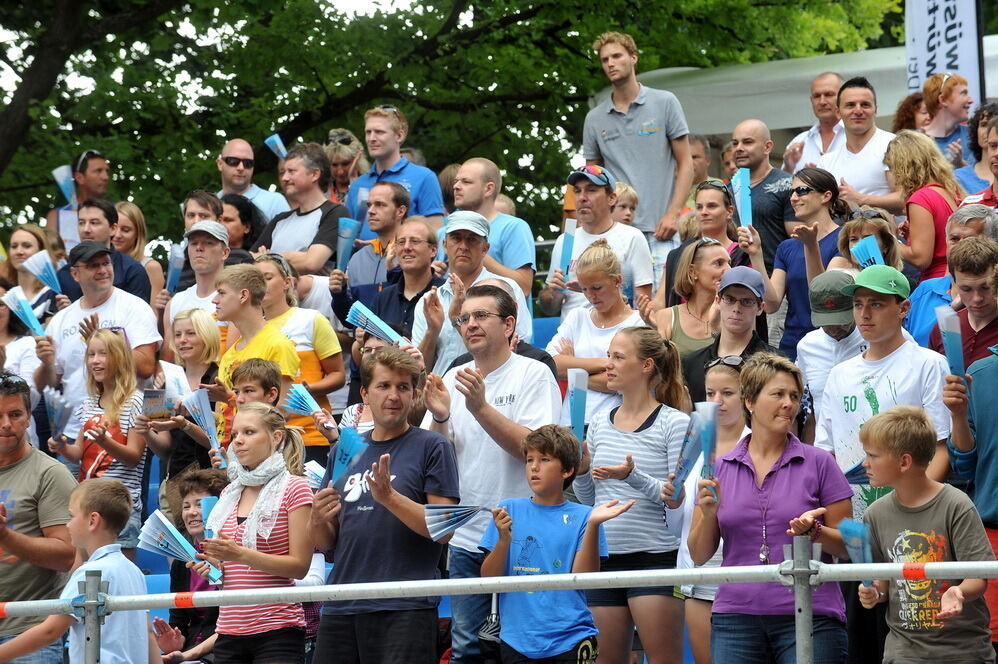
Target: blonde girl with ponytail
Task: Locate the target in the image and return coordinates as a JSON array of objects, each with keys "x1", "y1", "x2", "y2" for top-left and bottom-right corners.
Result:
[{"x1": 572, "y1": 326, "x2": 691, "y2": 663}]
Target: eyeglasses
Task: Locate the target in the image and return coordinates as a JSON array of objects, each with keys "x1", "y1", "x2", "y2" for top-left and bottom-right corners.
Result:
[
  {"x1": 360, "y1": 346, "x2": 381, "y2": 355},
  {"x1": 573, "y1": 165, "x2": 612, "y2": 187},
  {"x1": 706, "y1": 355, "x2": 744, "y2": 371},
  {"x1": 395, "y1": 237, "x2": 430, "y2": 247},
  {"x1": 73, "y1": 149, "x2": 104, "y2": 173},
  {"x1": 720, "y1": 294, "x2": 760, "y2": 308},
  {"x1": 850, "y1": 208, "x2": 888, "y2": 221},
  {"x1": 453, "y1": 310, "x2": 505, "y2": 328},
  {"x1": 791, "y1": 186, "x2": 815, "y2": 197},
  {"x1": 221, "y1": 156, "x2": 255, "y2": 169}
]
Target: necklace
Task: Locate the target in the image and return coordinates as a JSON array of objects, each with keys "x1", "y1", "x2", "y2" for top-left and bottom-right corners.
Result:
[
  {"x1": 685, "y1": 303, "x2": 710, "y2": 333},
  {"x1": 757, "y1": 485, "x2": 772, "y2": 564},
  {"x1": 592, "y1": 307, "x2": 628, "y2": 329}
]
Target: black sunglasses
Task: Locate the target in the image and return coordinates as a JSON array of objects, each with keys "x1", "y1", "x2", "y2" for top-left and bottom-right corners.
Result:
[
  {"x1": 221, "y1": 156, "x2": 255, "y2": 169},
  {"x1": 327, "y1": 131, "x2": 354, "y2": 146},
  {"x1": 791, "y1": 186, "x2": 815, "y2": 197},
  {"x1": 851, "y1": 208, "x2": 888, "y2": 221},
  {"x1": 706, "y1": 355, "x2": 744, "y2": 371},
  {"x1": 695, "y1": 179, "x2": 733, "y2": 205}
]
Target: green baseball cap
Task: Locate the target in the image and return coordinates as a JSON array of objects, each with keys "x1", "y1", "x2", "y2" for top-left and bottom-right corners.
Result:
[{"x1": 840, "y1": 264, "x2": 910, "y2": 299}]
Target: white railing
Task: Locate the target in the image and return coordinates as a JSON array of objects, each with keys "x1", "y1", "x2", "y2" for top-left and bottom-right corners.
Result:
[{"x1": 5, "y1": 537, "x2": 998, "y2": 664}]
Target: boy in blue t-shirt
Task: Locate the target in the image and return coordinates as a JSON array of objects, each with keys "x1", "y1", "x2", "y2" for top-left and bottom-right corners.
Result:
[{"x1": 480, "y1": 425, "x2": 634, "y2": 663}]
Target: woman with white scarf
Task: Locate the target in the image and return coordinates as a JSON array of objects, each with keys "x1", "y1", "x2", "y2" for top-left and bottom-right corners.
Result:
[{"x1": 195, "y1": 402, "x2": 314, "y2": 664}]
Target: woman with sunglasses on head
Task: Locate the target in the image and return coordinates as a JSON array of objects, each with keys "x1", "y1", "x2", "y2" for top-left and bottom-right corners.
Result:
[
  {"x1": 648, "y1": 238, "x2": 730, "y2": 356},
  {"x1": 883, "y1": 130, "x2": 965, "y2": 282},
  {"x1": 573, "y1": 326, "x2": 689, "y2": 664},
  {"x1": 737, "y1": 168, "x2": 847, "y2": 359},
  {"x1": 823, "y1": 210, "x2": 904, "y2": 275},
  {"x1": 645, "y1": 180, "x2": 748, "y2": 312},
  {"x1": 688, "y1": 352, "x2": 853, "y2": 664},
  {"x1": 663, "y1": 356, "x2": 750, "y2": 664},
  {"x1": 324, "y1": 128, "x2": 369, "y2": 205},
  {"x1": 255, "y1": 254, "x2": 346, "y2": 465},
  {"x1": 547, "y1": 240, "x2": 643, "y2": 426},
  {"x1": 954, "y1": 103, "x2": 998, "y2": 195},
  {"x1": 113, "y1": 202, "x2": 165, "y2": 296}
]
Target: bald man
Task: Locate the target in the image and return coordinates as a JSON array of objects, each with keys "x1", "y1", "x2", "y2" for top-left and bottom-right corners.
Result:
[
  {"x1": 782, "y1": 72, "x2": 845, "y2": 173},
  {"x1": 452, "y1": 157, "x2": 536, "y2": 296},
  {"x1": 730, "y1": 119, "x2": 798, "y2": 273},
  {"x1": 216, "y1": 138, "x2": 290, "y2": 222}
]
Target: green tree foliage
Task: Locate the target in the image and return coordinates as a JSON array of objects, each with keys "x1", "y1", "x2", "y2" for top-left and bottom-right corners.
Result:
[{"x1": 0, "y1": 0, "x2": 900, "y2": 242}]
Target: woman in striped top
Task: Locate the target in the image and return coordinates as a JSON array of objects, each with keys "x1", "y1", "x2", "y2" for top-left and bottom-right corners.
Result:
[
  {"x1": 573, "y1": 326, "x2": 690, "y2": 664},
  {"x1": 54, "y1": 328, "x2": 145, "y2": 558},
  {"x1": 196, "y1": 402, "x2": 314, "y2": 664}
]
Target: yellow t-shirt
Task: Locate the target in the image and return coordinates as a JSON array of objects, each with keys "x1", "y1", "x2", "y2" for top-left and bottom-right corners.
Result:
[{"x1": 269, "y1": 307, "x2": 343, "y2": 447}]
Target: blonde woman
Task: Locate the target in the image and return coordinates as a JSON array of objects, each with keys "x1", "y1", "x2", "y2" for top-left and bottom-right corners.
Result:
[
  {"x1": 2, "y1": 224, "x2": 60, "y2": 320},
  {"x1": 883, "y1": 130, "x2": 965, "y2": 281},
  {"x1": 114, "y1": 201, "x2": 165, "y2": 294}
]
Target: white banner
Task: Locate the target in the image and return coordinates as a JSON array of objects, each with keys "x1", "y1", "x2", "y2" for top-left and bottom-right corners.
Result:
[{"x1": 906, "y1": 0, "x2": 984, "y2": 103}]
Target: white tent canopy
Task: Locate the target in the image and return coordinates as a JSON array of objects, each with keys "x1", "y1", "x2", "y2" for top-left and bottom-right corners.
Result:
[{"x1": 591, "y1": 35, "x2": 998, "y2": 135}]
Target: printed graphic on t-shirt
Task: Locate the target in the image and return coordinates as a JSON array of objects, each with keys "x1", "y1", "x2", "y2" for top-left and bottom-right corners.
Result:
[
  {"x1": 841, "y1": 376, "x2": 895, "y2": 517},
  {"x1": 888, "y1": 529, "x2": 949, "y2": 630},
  {"x1": 342, "y1": 470, "x2": 395, "y2": 503}
]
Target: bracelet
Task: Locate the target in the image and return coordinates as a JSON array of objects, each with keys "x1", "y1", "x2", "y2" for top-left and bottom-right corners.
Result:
[
  {"x1": 432, "y1": 413, "x2": 450, "y2": 424},
  {"x1": 181, "y1": 419, "x2": 192, "y2": 433}
]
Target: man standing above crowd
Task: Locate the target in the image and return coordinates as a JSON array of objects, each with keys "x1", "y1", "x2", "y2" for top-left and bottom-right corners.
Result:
[
  {"x1": 251, "y1": 142, "x2": 348, "y2": 276},
  {"x1": 347, "y1": 105, "x2": 445, "y2": 236},
  {"x1": 55, "y1": 198, "x2": 151, "y2": 302},
  {"x1": 583, "y1": 31, "x2": 693, "y2": 282},
  {"x1": 45, "y1": 149, "x2": 110, "y2": 251},
  {"x1": 782, "y1": 72, "x2": 845, "y2": 173},
  {"x1": 817, "y1": 77, "x2": 902, "y2": 213},
  {"x1": 0, "y1": 372, "x2": 77, "y2": 664},
  {"x1": 36, "y1": 242, "x2": 162, "y2": 443},
  {"x1": 453, "y1": 157, "x2": 536, "y2": 297},
  {"x1": 215, "y1": 137, "x2": 290, "y2": 222},
  {"x1": 423, "y1": 284, "x2": 560, "y2": 664},
  {"x1": 539, "y1": 166, "x2": 653, "y2": 319},
  {"x1": 413, "y1": 211, "x2": 531, "y2": 375}
]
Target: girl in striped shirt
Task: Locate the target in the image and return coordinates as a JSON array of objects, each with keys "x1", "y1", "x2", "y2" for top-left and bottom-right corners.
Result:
[
  {"x1": 196, "y1": 402, "x2": 314, "y2": 664},
  {"x1": 574, "y1": 326, "x2": 690, "y2": 664}
]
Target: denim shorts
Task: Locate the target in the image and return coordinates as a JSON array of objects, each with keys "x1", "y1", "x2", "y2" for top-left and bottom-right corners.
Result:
[
  {"x1": 586, "y1": 551, "x2": 678, "y2": 606},
  {"x1": 116, "y1": 504, "x2": 142, "y2": 549}
]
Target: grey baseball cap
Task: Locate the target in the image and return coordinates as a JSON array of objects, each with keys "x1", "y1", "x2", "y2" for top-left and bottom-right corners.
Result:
[
  {"x1": 184, "y1": 220, "x2": 229, "y2": 245},
  {"x1": 809, "y1": 270, "x2": 855, "y2": 326}
]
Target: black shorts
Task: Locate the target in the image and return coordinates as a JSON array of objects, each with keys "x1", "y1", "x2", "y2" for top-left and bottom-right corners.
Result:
[
  {"x1": 499, "y1": 636, "x2": 598, "y2": 663},
  {"x1": 312, "y1": 609, "x2": 438, "y2": 664},
  {"x1": 585, "y1": 551, "x2": 678, "y2": 606},
  {"x1": 214, "y1": 627, "x2": 304, "y2": 664}
]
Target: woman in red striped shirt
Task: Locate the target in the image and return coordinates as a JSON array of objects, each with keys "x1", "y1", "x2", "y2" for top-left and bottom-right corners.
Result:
[{"x1": 197, "y1": 402, "x2": 314, "y2": 664}]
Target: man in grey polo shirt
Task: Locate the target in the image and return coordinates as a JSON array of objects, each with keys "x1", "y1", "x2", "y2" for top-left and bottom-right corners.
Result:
[{"x1": 583, "y1": 31, "x2": 693, "y2": 285}]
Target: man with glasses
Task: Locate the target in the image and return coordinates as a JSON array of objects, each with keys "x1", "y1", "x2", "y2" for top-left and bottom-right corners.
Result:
[
  {"x1": 681, "y1": 267, "x2": 773, "y2": 403},
  {"x1": 55, "y1": 198, "x2": 151, "y2": 303},
  {"x1": 583, "y1": 31, "x2": 693, "y2": 281},
  {"x1": 251, "y1": 142, "x2": 348, "y2": 276},
  {"x1": 346, "y1": 105, "x2": 445, "y2": 238},
  {"x1": 422, "y1": 284, "x2": 560, "y2": 664},
  {"x1": 36, "y1": 242, "x2": 162, "y2": 444},
  {"x1": 413, "y1": 211, "x2": 532, "y2": 375},
  {"x1": 539, "y1": 165, "x2": 653, "y2": 319},
  {"x1": 370, "y1": 218, "x2": 445, "y2": 333},
  {"x1": 330, "y1": 181, "x2": 409, "y2": 324},
  {"x1": 0, "y1": 371, "x2": 77, "y2": 664},
  {"x1": 45, "y1": 149, "x2": 110, "y2": 251},
  {"x1": 817, "y1": 77, "x2": 903, "y2": 213},
  {"x1": 782, "y1": 72, "x2": 846, "y2": 174},
  {"x1": 216, "y1": 138, "x2": 290, "y2": 222},
  {"x1": 453, "y1": 157, "x2": 536, "y2": 297}
]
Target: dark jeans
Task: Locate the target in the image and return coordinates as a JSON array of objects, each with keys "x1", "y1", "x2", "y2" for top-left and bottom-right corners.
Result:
[
  {"x1": 711, "y1": 613, "x2": 847, "y2": 664},
  {"x1": 448, "y1": 546, "x2": 491, "y2": 664}
]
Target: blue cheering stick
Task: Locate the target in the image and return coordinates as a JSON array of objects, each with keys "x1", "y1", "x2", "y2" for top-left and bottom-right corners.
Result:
[
  {"x1": 336, "y1": 218, "x2": 361, "y2": 273},
  {"x1": 696, "y1": 402, "x2": 720, "y2": 500},
  {"x1": 567, "y1": 368, "x2": 588, "y2": 450},
  {"x1": 182, "y1": 389, "x2": 225, "y2": 469},
  {"x1": 838, "y1": 518, "x2": 874, "y2": 586},
  {"x1": 52, "y1": 165, "x2": 77, "y2": 207},
  {"x1": 669, "y1": 412, "x2": 703, "y2": 501},
  {"x1": 165, "y1": 243, "x2": 186, "y2": 294},
  {"x1": 265, "y1": 133, "x2": 287, "y2": 159},
  {"x1": 346, "y1": 301, "x2": 406, "y2": 344},
  {"x1": 329, "y1": 428, "x2": 369, "y2": 486},
  {"x1": 138, "y1": 510, "x2": 222, "y2": 584},
  {"x1": 199, "y1": 496, "x2": 218, "y2": 539},
  {"x1": 22, "y1": 251, "x2": 62, "y2": 294},
  {"x1": 850, "y1": 235, "x2": 884, "y2": 269},
  {"x1": 731, "y1": 169, "x2": 752, "y2": 227},
  {"x1": 282, "y1": 383, "x2": 335, "y2": 430},
  {"x1": 2, "y1": 291, "x2": 45, "y2": 336},
  {"x1": 935, "y1": 305, "x2": 965, "y2": 380}
]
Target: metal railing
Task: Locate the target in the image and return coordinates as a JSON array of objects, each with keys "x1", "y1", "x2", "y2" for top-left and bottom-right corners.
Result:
[{"x1": 5, "y1": 536, "x2": 998, "y2": 664}]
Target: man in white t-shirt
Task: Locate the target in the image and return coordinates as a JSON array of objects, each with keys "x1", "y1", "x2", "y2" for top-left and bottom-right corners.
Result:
[
  {"x1": 816, "y1": 77, "x2": 903, "y2": 213},
  {"x1": 816, "y1": 265, "x2": 950, "y2": 519},
  {"x1": 538, "y1": 165, "x2": 653, "y2": 319},
  {"x1": 423, "y1": 283, "x2": 560, "y2": 664},
  {"x1": 33, "y1": 242, "x2": 162, "y2": 440},
  {"x1": 156, "y1": 221, "x2": 231, "y2": 362},
  {"x1": 782, "y1": 72, "x2": 845, "y2": 174}
]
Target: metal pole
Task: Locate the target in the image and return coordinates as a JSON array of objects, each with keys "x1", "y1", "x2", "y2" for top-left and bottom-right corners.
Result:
[
  {"x1": 791, "y1": 536, "x2": 814, "y2": 664},
  {"x1": 82, "y1": 570, "x2": 103, "y2": 664}
]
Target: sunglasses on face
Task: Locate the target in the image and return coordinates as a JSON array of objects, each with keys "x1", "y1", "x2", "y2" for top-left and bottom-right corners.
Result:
[
  {"x1": 221, "y1": 156, "x2": 255, "y2": 169},
  {"x1": 791, "y1": 186, "x2": 815, "y2": 197}
]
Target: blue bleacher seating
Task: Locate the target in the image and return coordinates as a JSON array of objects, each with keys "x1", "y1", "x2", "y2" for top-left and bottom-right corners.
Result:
[
  {"x1": 145, "y1": 573, "x2": 171, "y2": 623},
  {"x1": 532, "y1": 316, "x2": 560, "y2": 351}
]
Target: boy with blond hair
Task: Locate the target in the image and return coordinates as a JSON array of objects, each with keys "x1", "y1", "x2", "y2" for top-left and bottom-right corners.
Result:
[
  {"x1": 855, "y1": 406, "x2": 994, "y2": 663},
  {"x1": 0, "y1": 479, "x2": 148, "y2": 663}
]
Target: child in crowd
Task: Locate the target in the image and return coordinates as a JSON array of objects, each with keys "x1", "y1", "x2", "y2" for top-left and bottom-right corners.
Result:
[
  {"x1": 854, "y1": 407, "x2": 994, "y2": 663},
  {"x1": 195, "y1": 402, "x2": 313, "y2": 664},
  {"x1": 611, "y1": 183, "x2": 638, "y2": 226},
  {"x1": 481, "y1": 425, "x2": 633, "y2": 663},
  {"x1": 231, "y1": 358, "x2": 282, "y2": 409},
  {"x1": 0, "y1": 479, "x2": 148, "y2": 663},
  {"x1": 53, "y1": 328, "x2": 146, "y2": 557},
  {"x1": 153, "y1": 468, "x2": 229, "y2": 663}
]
